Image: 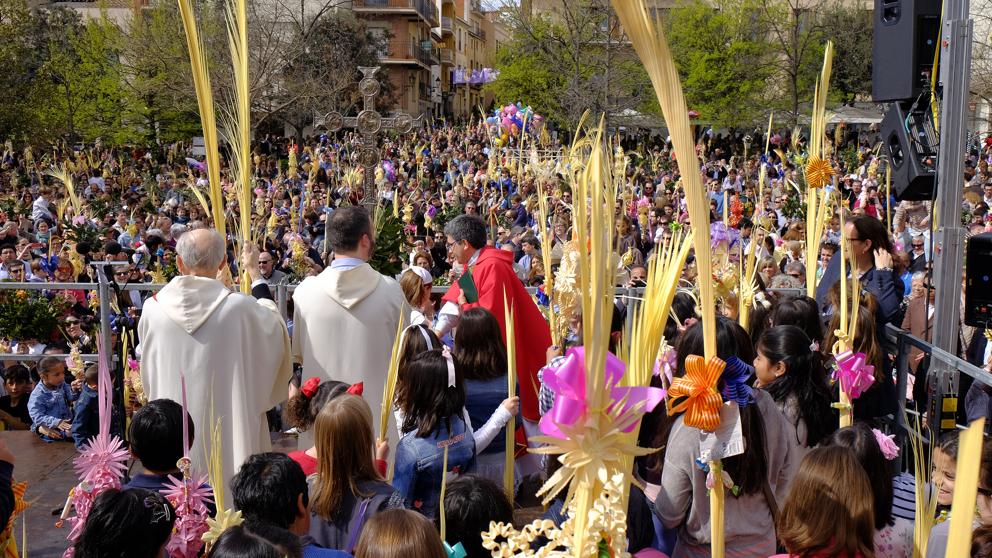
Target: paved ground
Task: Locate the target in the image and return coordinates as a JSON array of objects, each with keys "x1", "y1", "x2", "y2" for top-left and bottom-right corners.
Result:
[
  {"x1": 8, "y1": 431, "x2": 299, "y2": 557},
  {"x1": 9, "y1": 430, "x2": 78, "y2": 557}
]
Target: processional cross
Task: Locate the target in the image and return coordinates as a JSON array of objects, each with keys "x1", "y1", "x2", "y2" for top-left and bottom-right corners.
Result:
[{"x1": 314, "y1": 66, "x2": 424, "y2": 207}]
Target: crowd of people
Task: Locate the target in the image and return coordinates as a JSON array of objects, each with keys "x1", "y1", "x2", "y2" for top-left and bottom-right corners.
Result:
[{"x1": 2, "y1": 123, "x2": 992, "y2": 558}]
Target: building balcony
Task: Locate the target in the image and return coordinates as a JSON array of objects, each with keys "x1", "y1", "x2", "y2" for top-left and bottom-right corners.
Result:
[
  {"x1": 354, "y1": 0, "x2": 438, "y2": 27},
  {"x1": 439, "y1": 16, "x2": 453, "y2": 36},
  {"x1": 471, "y1": 0, "x2": 483, "y2": 14},
  {"x1": 381, "y1": 38, "x2": 434, "y2": 68},
  {"x1": 439, "y1": 48, "x2": 454, "y2": 65},
  {"x1": 468, "y1": 23, "x2": 486, "y2": 40}
]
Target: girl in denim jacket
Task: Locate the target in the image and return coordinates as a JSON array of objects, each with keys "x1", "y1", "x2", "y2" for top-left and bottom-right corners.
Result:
[{"x1": 392, "y1": 348, "x2": 516, "y2": 518}]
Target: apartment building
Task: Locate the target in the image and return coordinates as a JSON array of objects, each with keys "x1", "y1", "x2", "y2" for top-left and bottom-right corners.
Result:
[{"x1": 354, "y1": 0, "x2": 440, "y2": 117}]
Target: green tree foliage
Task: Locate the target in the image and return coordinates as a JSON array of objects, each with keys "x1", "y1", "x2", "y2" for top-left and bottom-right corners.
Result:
[
  {"x1": 665, "y1": 0, "x2": 775, "y2": 127},
  {"x1": 486, "y1": 0, "x2": 655, "y2": 131},
  {"x1": 41, "y1": 13, "x2": 139, "y2": 143},
  {"x1": 118, "y1": 1, "x2": 205, "y2": 145},
  {"x1": 487, "y1": 43, "x2": 565, "y2": 128},
  {"x1": 0, "y1": 0, "x2": 151, "y2": 145},
  {"x1": 820, "y1": 4, "x2": 873, "y2": 105}
]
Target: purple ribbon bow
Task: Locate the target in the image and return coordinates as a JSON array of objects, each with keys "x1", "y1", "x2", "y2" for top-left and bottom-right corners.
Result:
[
  {"x1": 539, "y1": 347, "x2": 666, "y2": 440},
  {"x1": 721, "y1": 356, "x2": 755, "y2": 407},
  {"x1": 833, "y1": 351, "x2": 875, "y2": 399}
]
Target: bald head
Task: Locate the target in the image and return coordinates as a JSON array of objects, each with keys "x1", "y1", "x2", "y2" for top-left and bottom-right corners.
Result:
[{"x1": 176, "y1": 229, "x2": 226, "y2": 276}]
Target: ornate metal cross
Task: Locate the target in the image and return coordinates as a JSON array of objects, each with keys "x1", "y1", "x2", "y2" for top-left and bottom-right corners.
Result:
[{"x1": 314, "y1": 66, "x2": 424, "y2": 207}]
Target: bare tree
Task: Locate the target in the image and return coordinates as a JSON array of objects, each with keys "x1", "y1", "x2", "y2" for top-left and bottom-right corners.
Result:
[
  {"x1": 757, "y1": 0, "x2": 829, "y2": 125},
  {"x1": 248, "y1": 0, "x2": 391, "y2": 135}
]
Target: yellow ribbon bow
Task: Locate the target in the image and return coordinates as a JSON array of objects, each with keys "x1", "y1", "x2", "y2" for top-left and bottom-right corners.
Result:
[{"x1": 667, "y1": 355, "x2": 726, "y2": 432}]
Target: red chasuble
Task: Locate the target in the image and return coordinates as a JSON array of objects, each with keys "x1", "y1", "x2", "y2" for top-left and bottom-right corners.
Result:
[{"x1": 442, "y1": 247, "x2": 552, "y2": 421}]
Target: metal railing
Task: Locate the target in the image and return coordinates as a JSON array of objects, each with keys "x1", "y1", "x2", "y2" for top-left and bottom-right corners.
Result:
[
  {"x1": 885, "y1": 324, "x2": 992, "y2": 434},
  {"x1": 883, "y1": 323, "x2": 992, "y2": 465},
  {"x1": 410, "y1": 38, "x2": 433, "y2": 67},
  {"x1": 468, "y1": 24, "x2": 486, "y2": 40},
  {"x1": 354, "y1": 0, "x2": 438, "y2": 26},
  {"x1": 439, "y1": 48, "x2": 454, "y2": 64}
]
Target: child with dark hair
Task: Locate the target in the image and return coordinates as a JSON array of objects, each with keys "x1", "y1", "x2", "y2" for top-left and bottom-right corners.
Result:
[
  {"x1": 927, "y1": 437, "x2": 992, "y2": 558},
  {"x1": 72, "y1": 488, "x2": 175, "y2": 558},
  {"x1": 770, "y1": 295, "x2": 824, "y2": 344},
  {"x1": 0, "y1": 365, "x2": 31, "y2": 429},
  {"x1": 656, "y1": 317, "x2": 798, "y2": 557},
  {"x1": 71, "y1": 364, "x2": 120, "y2": 448},
  {"x1": 435, "y1": 475, "x2": 513, "y2": 558},
  {"x1": 231, "y1": 452, "x2": 348, "y2": 558},
  {"x1": 27, "y1": 356, "x2": 78, "y2": 440},
  {"x1": 452, "y1": 307, "x2": 516, "y2": 484},
  {"x1": 396, "y1": 324, "x2": 442, "y2": 387},
  {"x1": 123, "y1": 399, "x2": 213, "y2": 511},
  {"x1": 393, "y1": 350, "x2": 478, "y2": 518},
  {"x1": 754, "y1": 325, "x2": 836, "y2": 450},
  {"x1": 931, "y1": 430, "x2": 960, "y2": 517},
  {"x1": 206, "y1": 523, "x2": 303, "y2": 558},
  {"x1": 285, "y1": 379, "x2": 377, "y2": 476},
  {"x1": 71, "y1": 365, "x2": 100, "y2": 448}
]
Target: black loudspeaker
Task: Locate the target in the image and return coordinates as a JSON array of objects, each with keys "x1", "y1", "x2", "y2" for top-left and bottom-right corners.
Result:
[
  {"x1": 881, "y1": 101, "x2": 937, "y2": 200},
  {"x1": 965, "y1": 233, "x2": 992, "y2": 328},
  {"x1": 873, "y1": 0, "x2": 941, "y2": 102}
]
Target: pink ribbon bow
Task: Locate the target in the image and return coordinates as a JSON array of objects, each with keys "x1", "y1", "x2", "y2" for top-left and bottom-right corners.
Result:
[
  {"x1": 539, "y1": 347, "x2": 666, "y2": 440},
  {"x1": 833, "y1": 351, "x2": 875, "y2": 400}
]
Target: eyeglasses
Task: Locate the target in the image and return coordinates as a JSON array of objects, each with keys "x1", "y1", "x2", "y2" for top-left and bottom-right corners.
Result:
[
  {"x1": 912, "y1": 243, "x2": 924, "y2": 248},
  {"x1": 258, "y1": 259, "x2": 273, "y2": 265},
  {"x1": 114, "y1": 271, "x2": 131, "y2": 277}
]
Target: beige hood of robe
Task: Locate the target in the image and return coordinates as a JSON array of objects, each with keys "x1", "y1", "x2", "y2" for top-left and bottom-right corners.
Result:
[
  {"x1": 154, "y1": 275, "x2": 231, "y2": 334},
  {"x1": 320, "y1": 264, "x2": 382, "y2": 309}
]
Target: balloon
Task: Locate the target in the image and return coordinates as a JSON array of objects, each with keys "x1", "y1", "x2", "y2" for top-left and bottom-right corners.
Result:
[
  {"x1": 486, "y1": 116, "x2": 497, "y2": 125},
  {"x1": 507, "y1": 105, "x2": 518, "y2": 116},
  {"x1": 510, "y1": 124, "x2": 520, "y2": 136},
  {"x1": 501, "y1": 133, "x2": 509, "y2": 143},
  {"x1": 502, "y1": 117, "x2": 513, "y2": 130},
  {"x1": 494, "y1": 138, "x2": 503, "y2": 147}
]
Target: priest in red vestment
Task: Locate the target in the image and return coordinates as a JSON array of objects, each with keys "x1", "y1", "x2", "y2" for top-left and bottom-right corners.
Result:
[{"x1": 441, "y1": 215, "x2": 552, "y2": 422}]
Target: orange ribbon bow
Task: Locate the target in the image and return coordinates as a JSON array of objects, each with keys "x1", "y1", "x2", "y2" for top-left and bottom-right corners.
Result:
[
  {"x1": 667, "y1": 355, "x2": 725, "y2": 432},
  {"x1": 805, "y1": 155, "x2": 834, "y2": 189}
]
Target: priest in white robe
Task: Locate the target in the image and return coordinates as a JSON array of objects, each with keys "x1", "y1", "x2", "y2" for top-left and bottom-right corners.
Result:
[
  {"x1": 292, "y1": 206, "x2": 406, "y2": 447},
  {"x1": 138, "y1": 230, "x2": 292, "y2": 502}
]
